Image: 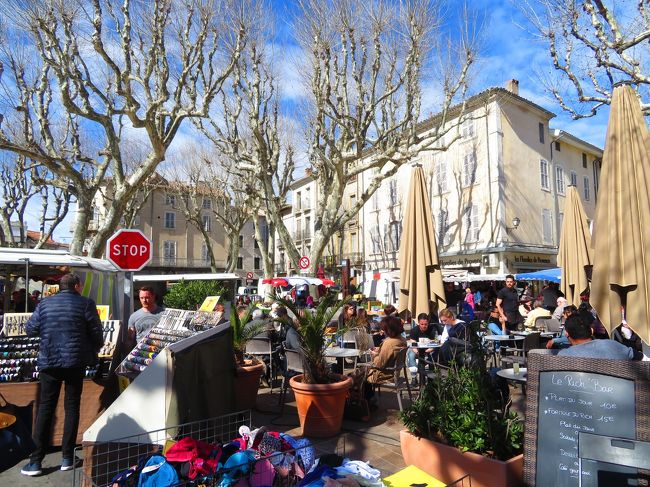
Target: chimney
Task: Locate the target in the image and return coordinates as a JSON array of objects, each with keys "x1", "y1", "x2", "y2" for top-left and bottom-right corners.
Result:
[{"x1": 506, "y1": 79, "x2": 519, "y2": 95}]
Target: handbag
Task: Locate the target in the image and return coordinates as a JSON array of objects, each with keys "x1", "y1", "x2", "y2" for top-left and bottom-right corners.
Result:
[{"x1": 0, "y1": 392, "x2": 36, "y2": 472}]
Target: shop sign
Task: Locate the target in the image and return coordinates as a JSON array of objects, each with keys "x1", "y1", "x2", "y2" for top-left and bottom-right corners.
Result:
[
  {"x1": 512, "y1": 253, "x2": 553, "y2": 265},
  {"x1": 440, "y1": 255, "x2": 482, "y2": 268}
]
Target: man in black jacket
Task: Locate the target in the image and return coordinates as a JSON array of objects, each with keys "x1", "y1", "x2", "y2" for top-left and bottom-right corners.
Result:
[{"x1": 21, "y1": 273, "x2": 103, "y2": 477}]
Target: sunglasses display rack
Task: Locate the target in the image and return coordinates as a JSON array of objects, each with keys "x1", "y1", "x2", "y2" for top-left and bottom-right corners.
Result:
[
  {"x1": 118, "y1": 327, "x2": 194, "y2": 378},
  {"x1": 0, "y1": 336, "x2": 39, "y2": 382}
]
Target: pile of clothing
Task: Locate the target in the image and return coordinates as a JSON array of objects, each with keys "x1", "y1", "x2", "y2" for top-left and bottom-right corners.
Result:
[{"x1": 109, "y1": 425, "x2": 384, "y2": 487}]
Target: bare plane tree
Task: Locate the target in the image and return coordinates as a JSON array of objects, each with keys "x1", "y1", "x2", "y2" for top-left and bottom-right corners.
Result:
[
  {"x1": 0, "y1": 154, "x2": 39, "y2": 246},
  {"x1": 205, "y1": 0, "x2": 477, "y2": 273},
  {"x1": 0, "y1": 0, "x2": 245, "y2": 256},
  {"x1": 194, "y1": 1, "x2": 295, "y2": 275},
  {"x1": 522, "y1": 0, "x2": 650, "y2": 118}
]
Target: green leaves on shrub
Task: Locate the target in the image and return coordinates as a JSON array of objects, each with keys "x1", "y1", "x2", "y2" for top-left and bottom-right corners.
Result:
[
  {"x1": 162, "y1": 279, "x2": 228, "y2": 310},
  {"x1": 399, "y1": 322, "x2": 523, "y2": 461}
]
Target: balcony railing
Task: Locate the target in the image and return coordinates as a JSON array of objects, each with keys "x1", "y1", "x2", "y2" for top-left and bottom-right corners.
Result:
[
  {"x1": 147, "y1": 257, "x2": 228, "y2": 269},
  {"x1": 322, "y1": 252, "x2": 364, "y2": 267}
]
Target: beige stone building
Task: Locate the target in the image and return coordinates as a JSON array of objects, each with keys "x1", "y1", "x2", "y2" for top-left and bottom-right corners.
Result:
[
  {"x1": 87, "y1": 181, "x2": 264, "y2": 283},
  {"x1": 276, "y1": 81, "x2": 603, "y2": 278}
]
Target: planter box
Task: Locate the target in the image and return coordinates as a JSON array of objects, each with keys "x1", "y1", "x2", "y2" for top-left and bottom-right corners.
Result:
[
  {"x1": 234, "y1": 361, "x2": 265, "y2": 411},
  {"x1": 290, "y1": 374, "x2": 352, "y2": 437},
  {"x1": 400, "y1": 430, "x2": 523, "y2": 487}
]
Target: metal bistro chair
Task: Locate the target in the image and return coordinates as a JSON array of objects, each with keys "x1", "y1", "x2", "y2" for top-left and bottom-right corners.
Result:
[
  {"x1": 246, "y1": 337, "x2": 275, "y2": 392},
  {"x1": 341, "y1": 330, "x2": 359, "y2": 370},
  {"x1": 539, "y1": 317, "x2": 562, "y2": 333},
  {"x1": 359, "y1": 347, "x2": 413, "y2": 411},
  {"x1": 278, "y1": 348, "x2": 305, "y2": 415},
  {"x1": 501, "y1": 332, "x2": 540, "y2": 368}
]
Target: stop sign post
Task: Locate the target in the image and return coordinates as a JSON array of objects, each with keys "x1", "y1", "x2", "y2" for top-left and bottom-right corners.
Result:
[{"x1": 106, "y1": 229, "x2": 152, "y2": 271}]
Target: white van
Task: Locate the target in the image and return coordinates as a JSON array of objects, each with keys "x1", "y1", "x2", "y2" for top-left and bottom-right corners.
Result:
[{"x1": 237, "y1": 286, "x2": 258, "y2": 296}]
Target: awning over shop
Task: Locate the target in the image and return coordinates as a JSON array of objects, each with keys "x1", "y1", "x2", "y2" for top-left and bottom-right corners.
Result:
[{"x1": 516, "y1": 268, "x2": 561, "y2": 283}]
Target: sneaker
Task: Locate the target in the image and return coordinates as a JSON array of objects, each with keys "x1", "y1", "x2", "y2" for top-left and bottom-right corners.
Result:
[
  {"x1": 20, "y1": 462, "x2": 42, "y2": 476},
  {"x1": 61, "y1": 456, "x2": 82, "y2": 471}
]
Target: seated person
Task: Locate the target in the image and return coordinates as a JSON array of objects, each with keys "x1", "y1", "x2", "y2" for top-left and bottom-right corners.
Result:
[
  {"x1": 407, "y1": 313, "x2": 438, "y2": 382},
  {"x1": 612, "y1": 321, "x2": 644, "y2": 360},
  {"x1": 558, "y1": 315, "x2": 634, "y2": 360},
  {"x1": 366, "y1": 316, "x2": 407, "y2": 384},
  {"x1": 438, "y1": 308, "x2": 469, "y2": 366},
  {"x1": 524, "y1": 300, "x2": 551, "y2": 329},
  {"x1": 338, "y1": 304, "x2": 357, "y2": 329},
  {"x1": 486, "y1": 306, "x2": 505, "y2": 336},
  {"x1": 546, "y1": 306, "x2": 578, "y2": 349},
  {"x1": 579, "y1": 302, "x2": 609, "y2": 339},
  {"x1": 552, "y1": 297, "x2": 569, "y2": 321}
]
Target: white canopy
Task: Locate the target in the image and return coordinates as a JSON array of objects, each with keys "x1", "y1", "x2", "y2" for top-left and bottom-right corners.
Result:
[
  {"x1": 133, "y1": 273, "x2": 240, "y2": 282},
  {"x1": 0, "y1": 248, "x2": 120, "y2": 273}
]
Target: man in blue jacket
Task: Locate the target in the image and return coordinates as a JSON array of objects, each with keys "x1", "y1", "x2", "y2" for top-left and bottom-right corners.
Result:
[{"x1": 21, "y1": 273, "x2": 103, "y2": 477}]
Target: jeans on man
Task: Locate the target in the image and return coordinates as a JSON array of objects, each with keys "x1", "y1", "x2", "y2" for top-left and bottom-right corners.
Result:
[{"x1": 31, "y1": 367, "x2": 85, "y2": 462}]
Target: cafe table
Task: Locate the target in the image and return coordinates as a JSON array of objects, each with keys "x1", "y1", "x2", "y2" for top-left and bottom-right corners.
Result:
[
  {"x1": 324, "y1": 346, "x2": 361, "y2": 371},
  {"x1": 411, "y1": 341, "x2": 442, "y2": 387},
  {"x1": 497, "y1": 366, "x2": 528, "y2": 394},
  {"x1": 497, "y1": 366, "x2": 527, "y2": 383}
]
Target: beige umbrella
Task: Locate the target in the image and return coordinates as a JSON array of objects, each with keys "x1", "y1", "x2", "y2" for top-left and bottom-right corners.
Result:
[
  {"x1": 591, "y1": 85, "x2": 650, "y2": 344},
  {"x1": 558, "y1": 185, "x2": 594, "y2": 306},
  {"x1": 398, "y1": 164, "x2": 446, "y2": 319}
]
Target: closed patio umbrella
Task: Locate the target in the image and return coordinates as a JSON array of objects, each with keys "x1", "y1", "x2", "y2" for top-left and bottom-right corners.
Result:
[
  {"x1": 398, "y1": 164, "x2": 446, "y2": 319},
  {"x1": 558, "y1": 185, "x2": 594, "y2": 306},
  {"x1": 591, "y1": 84, "x2": 650, "y2": 344}
]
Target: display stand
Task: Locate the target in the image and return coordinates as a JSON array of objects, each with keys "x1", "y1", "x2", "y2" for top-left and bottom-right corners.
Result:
[
  {"x1": 0, "y1": 316, "x2": 124, "y2": 445},
  {"x1": 84, "y1": 321, "x2": 235, "y2": 444}
]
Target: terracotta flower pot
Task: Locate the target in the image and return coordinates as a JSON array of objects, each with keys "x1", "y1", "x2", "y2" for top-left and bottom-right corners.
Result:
[
  {"x1": 290, "y1": 374, "x2": 352, "y2": 437},
  {"x1": 234, "y1": 361, "x2": 265, "y2": 411},
  {"x1": 400, "y1": 430, "x2": 523, "y2": 487}
]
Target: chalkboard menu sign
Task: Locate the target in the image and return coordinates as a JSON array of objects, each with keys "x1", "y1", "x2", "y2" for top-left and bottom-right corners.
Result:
[
  {"x1": 536, "y1": 371, "x2": 635, "y2": 485},
  {"x1": 523, "y1": 351, "x2": 650, "y2": 487}
]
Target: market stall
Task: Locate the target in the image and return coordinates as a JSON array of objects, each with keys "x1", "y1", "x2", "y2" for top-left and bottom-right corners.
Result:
[{"x1": 0, "y1": 248, "x2": 127, "y2": 446}]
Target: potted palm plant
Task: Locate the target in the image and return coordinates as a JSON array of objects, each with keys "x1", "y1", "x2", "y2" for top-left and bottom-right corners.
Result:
[
  {"x1": 276, "y1": 293, "x2": 353, "y2": 437},
  {"x1": 399, "y1": 323, "x2": 524, "y2": 487},
  {"x1": 230, "y1": 305, "x2": 267, "y2": 411}
]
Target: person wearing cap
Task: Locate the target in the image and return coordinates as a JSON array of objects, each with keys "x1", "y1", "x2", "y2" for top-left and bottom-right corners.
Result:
[{"x1": 552, "y1": 297, "x2": 568, "y2": 322}]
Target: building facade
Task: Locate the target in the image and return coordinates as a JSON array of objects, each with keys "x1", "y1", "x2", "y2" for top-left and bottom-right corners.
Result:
[
  {"x1": 87, "y1": 181, "x2": 264, "y2": 283},
  {"x1": 276, "y1": 81, "x2": 603, "y2": 278}
]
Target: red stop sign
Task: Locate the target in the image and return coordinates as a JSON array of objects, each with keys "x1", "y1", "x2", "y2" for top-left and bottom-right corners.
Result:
[{"x1": 106, "y1": 229, "x2": 152, "y2": 271}]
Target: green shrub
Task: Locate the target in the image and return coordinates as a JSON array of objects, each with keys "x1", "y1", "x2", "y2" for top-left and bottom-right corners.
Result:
[
  {"x1": 399, "y1": 324, "x2": 523, "y2": 460},
  {"x1": 162, "y1": 279, "x2": 228, "y2": 310}
]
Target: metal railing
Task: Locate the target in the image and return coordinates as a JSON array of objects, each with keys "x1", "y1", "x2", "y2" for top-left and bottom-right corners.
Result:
[{"x1": 147, "y1": 257, "x2": 228, "y2": 269}]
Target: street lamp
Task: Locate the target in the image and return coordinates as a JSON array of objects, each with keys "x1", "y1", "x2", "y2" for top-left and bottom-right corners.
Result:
[{"x1": 506, "y1": 217, "x2": 521, "y2": 232}]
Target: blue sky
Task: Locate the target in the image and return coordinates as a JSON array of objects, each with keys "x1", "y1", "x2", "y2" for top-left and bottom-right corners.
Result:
[
  {"x1": 265, "y1": 0, "x2": 610, "y2": 148},
  {"x1": 40, "y1": 0, "x2": 612, "y2": 243}
]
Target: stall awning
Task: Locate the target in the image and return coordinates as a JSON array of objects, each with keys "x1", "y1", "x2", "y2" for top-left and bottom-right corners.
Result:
[
  {"x1": 0, "y1": 248, "x2": 120, "y2": 273},
  {"x1": 133, "y1": 273, "x2": 240, "y2": 282}
]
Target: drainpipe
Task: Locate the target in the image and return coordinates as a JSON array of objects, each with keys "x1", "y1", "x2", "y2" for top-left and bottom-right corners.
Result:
[{"x1": 550, "y1": 129, "x2": 565, "y2": 246}]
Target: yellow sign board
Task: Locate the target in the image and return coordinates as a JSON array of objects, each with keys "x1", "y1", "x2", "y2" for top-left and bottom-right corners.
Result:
[
  {"x1": 96, "y1": 305, "x2": 110, "y2": 321},
  {"x1": 199, "y1": 295, "x2": 221, "y2": 312}
]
